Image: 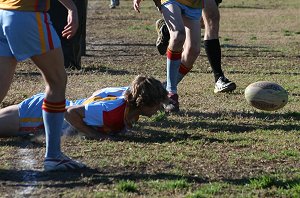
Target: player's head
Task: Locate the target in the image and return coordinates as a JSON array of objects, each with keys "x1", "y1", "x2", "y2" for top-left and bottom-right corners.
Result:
[{"x1": 124, "y1": 75, "x2": 168, "y2": 117}]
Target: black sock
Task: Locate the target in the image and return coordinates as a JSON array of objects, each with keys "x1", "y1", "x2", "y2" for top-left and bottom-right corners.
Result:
[{"x1": 204, "y1": 39, "x2": 224, "y2": 82}]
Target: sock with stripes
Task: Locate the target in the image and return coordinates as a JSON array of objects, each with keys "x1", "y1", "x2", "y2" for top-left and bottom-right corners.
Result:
[
  {"x1": 166, "y1": 48, "x2": 182, "y2": 94},
  {"x1": 42, "y1": 99, "x2": 66, "y2": 158},
  {"x1": 177, "y1": 63, "x2": 192, "y2": 84}
]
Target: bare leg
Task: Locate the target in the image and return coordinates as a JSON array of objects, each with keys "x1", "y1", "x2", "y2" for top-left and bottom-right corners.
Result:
[
  {"x1": 31, "y1": 48, "x2": 67, "y2": 102},
  {"x1": 202, "y1": 0, "x2": 236, "y2": 92},
  {"x1": 0, "y1": 105, "x2": 21, "y2": 137},
  {"x1": 161, "y1": 4, "x2": 185, "y2": 95},
  {"x1": 175, "y1": 17, "x2": 201, "y2": 86},
  {"x1": 181, "y1": 17, "x2": 201, "y2": 68},
  {"x1": 31, "y1": 48, "x2": 67, "y2": 158},
  {"x1": 0, "y1": 57, "x2": 17, "y2": 102},
  {"x1": 162, "y1": 4, "x2": 185, "y2": 52},
  {"x1": 203, "y1": 0, "x2": 223, "y2": 80},
  {"x1": 203, "y1": 0, "x2": 220, "y2": 40}
]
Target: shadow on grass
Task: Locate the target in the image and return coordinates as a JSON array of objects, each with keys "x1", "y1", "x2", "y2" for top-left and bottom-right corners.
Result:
[
  {"x1": 144, "y1": 110, "x2": 300, "y2": 133},
  {"x1": 87, "y1": 43, "x2": 155, "y2": 47},
  {"x1": 13, "y1": 65, "x2": 130, "y2": 76},
  {"x1": 87, "y1": 172, "x2": 208, "y2": 184},
  {"x1": 0, "y1": 110, "x2": 298, "y2": 146},
  {"x1": 0, "y1": 138, "x2": 43, "y2": 148},
  {"x1": 227, "y1": 70, "x2": 300, "y2": 76},
  {"x1": 0, "y1": 168, "x2": 100, "y2": 188},
  {"x1": 114, "y1": 110, "x2": 300, "y2": 143},
  {"x1": 87, "y1": 42, "x2": 155, "y2": 48},
  {"x1": 2, "y1": 168, "x2": 299, "y2": 190},
  {"x1": 0, "y1": 168, "x2": 208, "y2": 188},
  {"x1": 179, "y1": 110, "x2": 300, "y2": 121},
  {"x1": 117, "y1": 127, "x2": 252, "y2": 144},
  {"x1": 14, "y1": 71, "x2": 42, "y2": 77},
  {"x1": 85, "y1": 42, "x2": 155, "y2": 58},
  {"x1": 67, "y1": 65, "x2": 130, "y2": 75},
  {"x1": 220, "y1": 5, "x2": 268, "y2": 9},
  {"x1": 192, "y1": 69, "x2": 300, "y2": 76}
]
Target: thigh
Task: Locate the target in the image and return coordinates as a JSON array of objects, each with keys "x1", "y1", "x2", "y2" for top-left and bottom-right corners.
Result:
[
  {"x1": 161, "y1": 3, "x2": 185, "y2": 33},
  {"x1": 202, "y1": 0, "x2": 220, "y2": 39},
  {"x1": 0, "y1": 57, "x2": 17, "y2": 102},
  {"x1": 182, "y1": 17, "x2": 201, "y2": 66},
  {"x1": 203, "y1": 0, "x2": 219, "y2": 20},
  {"x1": 0, "y1": 105, "x2": 21, "y2": 136},
  {"x1": 183, "y1": 17, "x2": 201, "y2": 49}
]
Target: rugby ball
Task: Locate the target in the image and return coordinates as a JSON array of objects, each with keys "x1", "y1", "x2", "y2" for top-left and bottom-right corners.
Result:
[{"x1": 244, "y1": 81, "x2": 288, "y2": 111}]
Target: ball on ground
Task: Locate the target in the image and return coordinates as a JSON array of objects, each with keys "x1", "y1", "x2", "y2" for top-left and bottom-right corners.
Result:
[{"x1": 244, "y1": 81, "x2": 288, "y2": 111}]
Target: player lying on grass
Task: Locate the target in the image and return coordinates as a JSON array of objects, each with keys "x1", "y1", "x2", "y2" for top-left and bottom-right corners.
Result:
[{"x1": 0, "y1": 75, "x2": 168, "y2": 140}]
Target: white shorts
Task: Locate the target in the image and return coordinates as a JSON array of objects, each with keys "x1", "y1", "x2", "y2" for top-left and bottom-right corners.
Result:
[{"x1": 162, "y1": 0, "x2": 202, "y2": 20}]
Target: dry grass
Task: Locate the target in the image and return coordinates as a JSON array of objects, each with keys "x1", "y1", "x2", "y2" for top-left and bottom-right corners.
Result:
[{"x1": 0, "y1": 0, "x2": 299, "y2": 197}]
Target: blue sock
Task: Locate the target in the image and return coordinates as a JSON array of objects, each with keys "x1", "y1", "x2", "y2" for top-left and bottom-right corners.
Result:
[
  {"x1": 166, "y1": 48, "x2": 182, "y2": 94},
  {"x1": 42, "y1": 99, "x2": 66, "y2": 158}
]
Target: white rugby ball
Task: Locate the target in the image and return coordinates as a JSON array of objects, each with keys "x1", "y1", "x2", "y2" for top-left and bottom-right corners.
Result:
[{"x1": 244, "y1": 81, "x2": 288, "y2": 111}]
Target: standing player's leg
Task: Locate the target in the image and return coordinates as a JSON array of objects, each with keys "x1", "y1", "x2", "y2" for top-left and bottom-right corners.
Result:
[
  {"x1": 161, "y1": 3, "x2": 185, "y2": 112},
  {"x1": 31, "y1": 48, "x2": 86, "y2": 171},
  {"x1": 0, "y1": 58, "x2": 17, "y2": 103},
  {"x1": 178, "y1": 17, "x2": 201, "y2": 84},
  {"x1": 203, "y1": 0, "x2": 236, "y2": 93},
  {"x1": 0, "y1": 10, "x2": 17, "y2": 102},
  {"x1": 0, "y1": 53, "x2": 20, "y2": 136},
  {"x1": 31, "y1": 48, "x2": 66, "y2": 158}
]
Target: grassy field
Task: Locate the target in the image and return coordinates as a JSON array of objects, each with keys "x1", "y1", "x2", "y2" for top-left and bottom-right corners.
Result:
[{"x1": 0, "y1": 0, "x2": 299, "y2": 197}]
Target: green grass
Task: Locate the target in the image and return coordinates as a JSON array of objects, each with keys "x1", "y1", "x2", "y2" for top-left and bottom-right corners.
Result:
[
  {"x1": 116, "y1": 180, "x2": 138, "y2": 192},
  {"x1": 149, "y1": 179, "x2": 190, "y2": 191},
  {"x1": 186, "y1": 182, "x2": 225, "y2": 198},
  {"x1": 0, "y1": 0, "x2": 299, "y2": 197}
]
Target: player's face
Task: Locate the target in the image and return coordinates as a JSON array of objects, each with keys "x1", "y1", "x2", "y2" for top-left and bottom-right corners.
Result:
[{"x1": 140, "y1": 103, "x2": 162, "y2": 117}]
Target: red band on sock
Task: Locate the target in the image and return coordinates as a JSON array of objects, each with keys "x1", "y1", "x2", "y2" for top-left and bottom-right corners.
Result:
[
  {"x1": 42, "y1": 99, "x2": 66, "y2": 113},
  {"x1": 167, "y1": 48, "x2": 182, "y2": 60},
  {"x1": 179, "y1": 63, "x2": 191, "y2": 75}
]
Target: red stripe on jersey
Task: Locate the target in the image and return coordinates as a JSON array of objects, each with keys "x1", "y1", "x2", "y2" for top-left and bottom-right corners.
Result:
[
  {"x1": 97, "y1": 103, "x2": 127, "y2": 133},
  {"x1": 43, "y1": 13, "x2": 54, "y2": 50},
  {"x1": 167, "y1": 48, "x2": 182, "y2": 60}
]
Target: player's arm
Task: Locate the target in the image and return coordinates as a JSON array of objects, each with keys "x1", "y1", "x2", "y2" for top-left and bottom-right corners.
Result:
[
  {"x1": 133, "y1": 0, "x2": 143, "y2": 13},
  {"x1": 58, "y1": 0, "x2": 79, "y2": 39},
  {"x1": 64, "y1": 105, "x2": 111, "y2": 140}
]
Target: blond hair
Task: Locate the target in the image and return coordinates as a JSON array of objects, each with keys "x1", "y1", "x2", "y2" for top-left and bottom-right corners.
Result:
[{"x1": 124, "y1": 75, "x2": 168, "y2": 109}]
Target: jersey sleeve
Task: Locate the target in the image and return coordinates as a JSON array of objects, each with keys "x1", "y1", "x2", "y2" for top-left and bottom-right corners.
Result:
[{"x1": 92, "y1": 87, "x2": 129, "y2": 98}]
